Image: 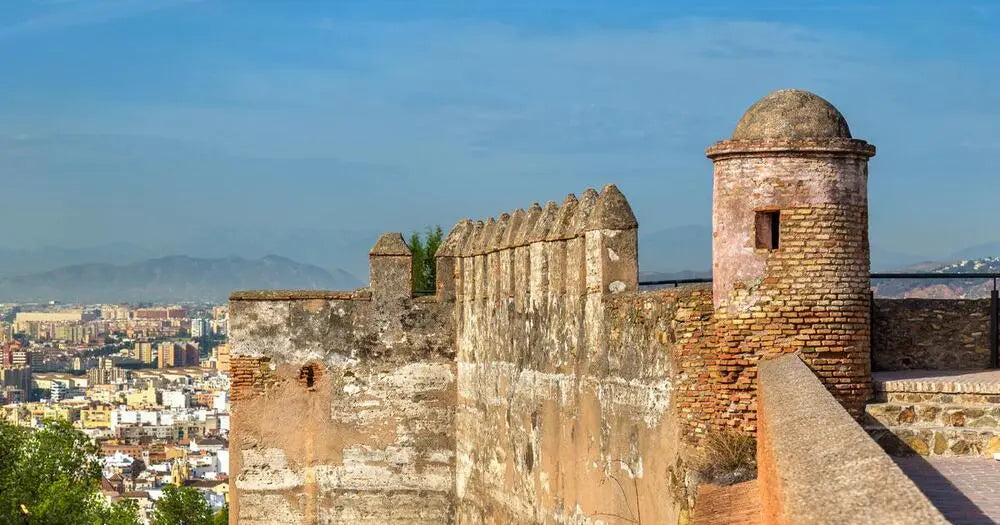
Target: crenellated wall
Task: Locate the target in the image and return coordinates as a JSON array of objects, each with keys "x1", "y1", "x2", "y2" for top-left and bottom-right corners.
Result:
[
  {"x1": 434, "y1": 185, "x2": 701, "y2": 523},
  {"x1": 228, "y1": 234, "x2": 456, "y2": 524}
]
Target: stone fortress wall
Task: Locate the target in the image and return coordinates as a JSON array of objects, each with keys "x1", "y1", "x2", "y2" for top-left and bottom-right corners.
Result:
[
  {"x1": 227, "y1": 234, "x2": 457, "y2": 524},
  {"x1": 448, "y1": 186, "x2": 691, "y2": 524},
  {"x1": 873, "y1": 298, "x2": 998, "y2": 370},
  {"x1": 227, "y1": 89, "x2": 986, "y2": 524}
]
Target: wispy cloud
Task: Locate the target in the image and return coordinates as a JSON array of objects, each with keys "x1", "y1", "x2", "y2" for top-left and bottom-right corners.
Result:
[
  {"x1": 0, "y1": 11, "x2": 996, "y2": 259},
  {"x1": 0, "y1": 0, "x2": 203, "y2": 39}
]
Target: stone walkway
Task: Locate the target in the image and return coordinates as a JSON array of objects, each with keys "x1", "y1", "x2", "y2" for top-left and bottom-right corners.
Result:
[
  {"x1": 894, "y1": 456, "x2": 1000, "y2": 524},
  {"x1": 875, "y1": 369, "x2": 1000, "y2": 394}
]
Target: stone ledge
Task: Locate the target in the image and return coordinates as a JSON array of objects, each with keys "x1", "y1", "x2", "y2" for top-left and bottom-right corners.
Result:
[
  {"x1": 706, "y1": 137, "x2": 876, "y2": 160},
  {"x1": 757, "y1": 354, "x2": 946, "y2": 524},
  {"x1": 874, "y1": 370, "x2": 1000, "y2": 395},
  {"x1": 229, "y1": 289, "x2": 372, "y2": 301}
]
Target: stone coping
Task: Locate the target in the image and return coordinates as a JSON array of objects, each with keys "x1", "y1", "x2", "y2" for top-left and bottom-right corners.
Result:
[
  {"x1": 229, "y1": 289, "x2": 372, "y2": 301},
  {"x1": 757, "y1": 355, "x2": 946, "y2": 524},
  {"x1": 705, "y1": 137, "x2": 875, "y2": 160},
  {"x1": 874, "y1": 369, "x2": 1000, "y2": 395}
]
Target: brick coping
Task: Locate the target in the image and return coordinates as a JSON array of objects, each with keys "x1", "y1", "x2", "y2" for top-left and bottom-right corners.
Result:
[{"x1": 874, "y1": 370, "x2": 1000, "y2": 395}]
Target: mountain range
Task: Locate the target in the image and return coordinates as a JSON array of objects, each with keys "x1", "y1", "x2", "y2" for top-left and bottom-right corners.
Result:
[
  {"x1": 0, "y1": 225, "x2": 995, "y2": 303},
  {"x1": 873, "y1": 257, "x2": 1000, "y2": 299},
  {"x1": 0, "y1": 255, "x2": 360, "y2": 304}
]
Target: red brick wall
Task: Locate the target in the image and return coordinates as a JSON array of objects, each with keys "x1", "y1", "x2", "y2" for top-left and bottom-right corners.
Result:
[{"x1": 228, "y1": 356, "x2": 274, "y2": 401}]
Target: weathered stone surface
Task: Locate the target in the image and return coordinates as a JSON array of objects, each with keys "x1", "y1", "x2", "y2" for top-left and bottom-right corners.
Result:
[
  {"x1": 569, "y1": 188, "x2": 599, "y2": 237},
  {"x1": 230, "y1": 243, "x2": 456, "y2": 523},
  {"x1": 514, "y1": 202, "x2": 543, "y2": 247},
  {"x1": 730, "y1": 89, "x2": 852, "y2": 140},
  {"x1": 758, "y1": 355, "x2": 947, "y2": 524},
  {"x1": 547, "y1": 194, "x2": 578, "y2": 241},
  {"x1": 452, "y1": 191, "x2": 687, "y2": 524},
  {"x1": 529, "y1": 201, "x2": 558, "y2": 243},
  {"x1": 872, "y1": 298, "x2": 995, "y2": 370},
  {"x1": 436, "y1": 219, "x2": 473, "y2": 258},
  {"x1": 369, "y1": 232, "x2": 411, "y2": 256},
  {"x1": 587, "y1": 184, "x2": 638, "y2": 231}
]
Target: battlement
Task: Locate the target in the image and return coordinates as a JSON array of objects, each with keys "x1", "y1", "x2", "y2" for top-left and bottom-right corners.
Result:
[{"x1": 434, "y1": 184, "x2": 638, "y2": 307}]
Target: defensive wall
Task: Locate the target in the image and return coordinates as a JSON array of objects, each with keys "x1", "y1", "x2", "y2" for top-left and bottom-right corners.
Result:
[
  {"x1": 228, "y1": 234, "x2": 456, "y2": 523},
  {"x1": 226, "y1": 89, "x2": 978, "y2": 524},
  {"x1": 873, "y1": 298, "x2": 998, "y2": 370}
]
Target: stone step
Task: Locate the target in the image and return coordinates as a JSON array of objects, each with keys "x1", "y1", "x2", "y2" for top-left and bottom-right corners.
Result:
[
  {"x1": 872, "y1": 391, "x2": 1000, "y2": 405},
  {"x1": 864, "y1": 402, "x2": 1000, "y2": 429},
  {"x1": 865, "y1": 425, "x2": 1000, "y2": 457}
]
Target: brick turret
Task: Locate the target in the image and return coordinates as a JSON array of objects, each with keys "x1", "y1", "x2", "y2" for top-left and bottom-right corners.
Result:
[{"x1": 706, "y1": 89, "x2": 877, "y2": 431}]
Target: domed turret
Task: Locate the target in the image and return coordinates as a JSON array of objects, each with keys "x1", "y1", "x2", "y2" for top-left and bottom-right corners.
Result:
[
  {"x1": 705, "y1": 89, "x2": 876, "y2": 431},
  {"x1": 731, "y1": 89, "x2": 851, "y2": 140}
]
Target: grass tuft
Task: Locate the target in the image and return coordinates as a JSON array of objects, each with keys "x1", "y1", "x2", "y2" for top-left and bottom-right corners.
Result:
[{"x1": 694, "y1": 430, "x2": 757, "y2": 486}]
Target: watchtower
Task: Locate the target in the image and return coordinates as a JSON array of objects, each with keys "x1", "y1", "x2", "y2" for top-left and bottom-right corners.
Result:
[{"x1": 706, "y1": 89, "x2": 876, "y2": 429}]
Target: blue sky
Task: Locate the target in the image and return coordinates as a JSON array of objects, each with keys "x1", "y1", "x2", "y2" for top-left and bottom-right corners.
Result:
[{"x1": 1, "y1": 1, "x2": 998, "y2": 273}]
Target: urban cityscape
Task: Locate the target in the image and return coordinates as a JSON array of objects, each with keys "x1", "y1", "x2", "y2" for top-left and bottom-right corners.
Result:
[{"x1": 0, "y1": 302, "x2": 231, "y2": 523}]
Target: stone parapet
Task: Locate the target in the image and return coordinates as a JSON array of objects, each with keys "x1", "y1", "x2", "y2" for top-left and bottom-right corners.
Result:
[
  {"x1": 757, "y1": 354, "x2": 946, "y2": 525},
  {"x1": 873, "y1": 298, "x2": 996, "y2": 370}
]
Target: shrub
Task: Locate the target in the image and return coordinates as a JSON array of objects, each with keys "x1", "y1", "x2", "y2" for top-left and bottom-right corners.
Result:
[{"x1": 693, "y1": 430, "x2": 757, "y2": 486}]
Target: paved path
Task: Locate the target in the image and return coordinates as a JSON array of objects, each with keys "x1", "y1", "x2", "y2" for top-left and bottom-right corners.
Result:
[{"x1": 894, "y1": 456, "x2": 1000, "y2": 524}]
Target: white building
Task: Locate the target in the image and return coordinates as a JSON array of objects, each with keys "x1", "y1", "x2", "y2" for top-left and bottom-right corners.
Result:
[
  {"x1": 190, "y1": 318, "x2": 210, "y2": 338},
  {"x1": 161, "y1": 390, "x2": 190, "y2": 409},
  {"x1": 49, "y1": 382, "x2": 66, "y2": 402},
  {"x1": 212, "y1": 391, "x2": 228, "y2": 413}
]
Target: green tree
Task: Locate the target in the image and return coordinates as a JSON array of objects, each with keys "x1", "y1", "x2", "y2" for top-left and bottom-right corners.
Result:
[
  {"x1": 0, "y1": 419, "x2": 141, "y2": 525},
  {"x1": 101, "y1": 498, "x2": 144, "y2": 525},
  {"x1": 151, "y1": 484, "x2": 226, "y2": 525},
  {"x1": 407, "y1": 225, "x2": 444, "y2": 293}
]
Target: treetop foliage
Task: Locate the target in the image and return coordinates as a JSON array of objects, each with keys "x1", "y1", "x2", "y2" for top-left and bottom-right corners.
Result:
[
  {"x1": 408, "y1": 225, "x2": 444, "y2": 294},
  {"x1": 0, "y1": 419, "x2": 227, "y2": 525}
]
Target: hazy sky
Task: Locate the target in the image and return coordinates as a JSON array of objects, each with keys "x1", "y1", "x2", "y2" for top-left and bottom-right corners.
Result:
[{"x1": 1, "y1": 0, "x2": 998, "y2": 259}]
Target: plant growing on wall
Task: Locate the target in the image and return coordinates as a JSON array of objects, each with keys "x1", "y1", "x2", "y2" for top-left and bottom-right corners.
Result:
[
  {"x1": 408, "y1": 226, "x2": 443, "y2": 294},
  {"x1": 693, "y1": 430, "x2": 757, "y2": 486}
]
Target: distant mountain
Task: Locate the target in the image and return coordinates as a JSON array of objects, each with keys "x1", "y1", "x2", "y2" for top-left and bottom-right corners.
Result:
[
  {"x1": 0, "y1": 243, "x2": 156, "y2": 279},
  {"x1": 0, "y1": 228, "x2": 381, "y2": 283},
  {"x1": 873, "y1": 257, "x2": 1000, "y2": 298},
  {"x1": 0, "y1": 255, "x2": 361, "y2": 303},
  {"x1": 870, "y1": 247, "x2": 929, "y2": 272},
  {"x1": 951, "y1": 241, "x2": 1000, "y2": 261}
]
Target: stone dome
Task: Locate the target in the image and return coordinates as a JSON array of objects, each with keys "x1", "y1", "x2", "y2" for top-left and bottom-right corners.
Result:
[{"x1": 731, "y1": 89, "x2": 851, "y2": 140}]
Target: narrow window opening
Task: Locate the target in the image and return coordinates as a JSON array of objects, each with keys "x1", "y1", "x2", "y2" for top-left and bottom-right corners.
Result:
[{"x1": 755, "y1": 211, "x2": 780, "y2": 250}]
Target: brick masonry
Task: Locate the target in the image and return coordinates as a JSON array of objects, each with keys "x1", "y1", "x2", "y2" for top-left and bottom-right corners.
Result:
[
  {"x1": 873, "y1": 298, "x2": 996, "y2": 370},
  {"x1": 707, "y1": 138, "x2": 876, "y2": 431}
]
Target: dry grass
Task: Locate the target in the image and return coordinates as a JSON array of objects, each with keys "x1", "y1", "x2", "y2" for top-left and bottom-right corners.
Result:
[{"x1": 694, "y1": 430, "x2": 757, "y2": 486}]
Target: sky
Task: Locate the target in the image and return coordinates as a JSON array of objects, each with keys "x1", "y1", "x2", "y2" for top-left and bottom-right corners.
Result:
[{"x1": 1, "y1": 0, "x2": 998, "y2": 271}]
